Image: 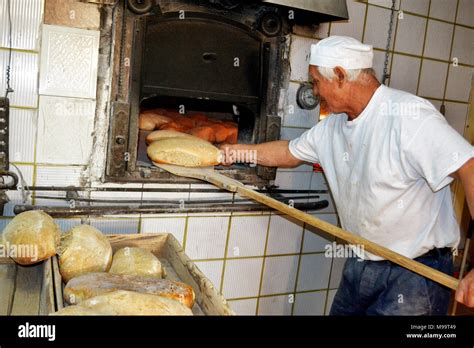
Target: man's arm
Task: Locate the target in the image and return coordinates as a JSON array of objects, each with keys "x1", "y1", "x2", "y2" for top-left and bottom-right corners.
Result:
[
  {"x1": 220, "y1": 140, "x2": 304, "y2": 168},
  {"x1": 450, "y1": 157, "x2": 474, "y2": 307}
]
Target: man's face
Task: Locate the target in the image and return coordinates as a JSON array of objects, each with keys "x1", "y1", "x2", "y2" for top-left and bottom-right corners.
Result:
[{"x1": 309, "y1": 65, "x2": 346, "y2": 114}]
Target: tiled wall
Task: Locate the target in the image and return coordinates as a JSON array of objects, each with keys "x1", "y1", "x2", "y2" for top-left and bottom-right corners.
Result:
[{"x1": 0, "y1": 0, "x2": 472, "y2": 315}]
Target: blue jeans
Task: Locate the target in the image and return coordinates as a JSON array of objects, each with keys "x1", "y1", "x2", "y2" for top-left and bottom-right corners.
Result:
[{"x1": 330, "y1": 248, "x2": 453, "y2": 315}]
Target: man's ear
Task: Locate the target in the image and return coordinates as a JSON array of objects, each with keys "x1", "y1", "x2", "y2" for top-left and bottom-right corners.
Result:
[{"x1": 333, "y1": 66, "x2": 347, "y2": 87}]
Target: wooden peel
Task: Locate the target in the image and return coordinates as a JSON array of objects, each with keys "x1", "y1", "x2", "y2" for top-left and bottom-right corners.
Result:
[{"x1": 155, "y1": 163, "x2": 459, "y2": 291}]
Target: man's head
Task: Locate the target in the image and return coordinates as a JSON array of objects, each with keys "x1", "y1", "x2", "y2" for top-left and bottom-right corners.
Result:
[{"x1": 309, "y1": 36, "x2": 380, "y2": 117}]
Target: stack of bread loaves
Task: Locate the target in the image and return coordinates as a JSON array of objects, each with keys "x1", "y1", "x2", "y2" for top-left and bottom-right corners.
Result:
[{"x1": 0, "y1": 211, "x2": 195, "y2": 315}]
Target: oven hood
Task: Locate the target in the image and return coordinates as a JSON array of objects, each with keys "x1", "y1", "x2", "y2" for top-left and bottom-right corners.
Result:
[{"x1": 261, "y1": 0, "x2": 349, "y2": 22}]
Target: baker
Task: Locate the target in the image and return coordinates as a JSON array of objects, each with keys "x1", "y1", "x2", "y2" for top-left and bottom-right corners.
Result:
[{"x1": 220, "y1": 36, "x2": 474, "y2": 315}]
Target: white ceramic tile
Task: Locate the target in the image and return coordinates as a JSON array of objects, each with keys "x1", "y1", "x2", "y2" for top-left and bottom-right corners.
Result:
[
  {"x1": 140, "y1": 217, "x2": 186, "y2": 245},
  {"x1": 89, "y1": 218, "x2": 140, "y2": 234},
  {"x1": 228, "y1": 298, "x2": 257, "y2": 315},
  {"x1": 266, "y1": 214, "x2": 304, "y2": 255},
  {"x1": 444, "y1": 102, "x2": 469, "y2": 136},
  {"x1": 185, "y1": 216, "x2": 229, "y2": 259},
  {"x1": 445, "y1": 65, "x2": 473, "y2": 102},
  {"x1": 427, "y1": 98, "x2": 443, "y2": 111},
  {"x1": 289, "y1": 35, "x2": 319, "y2": 82},
  {"x1": 261, "y1": 255, "x2": 299, "y2": 295},
  {"x1": 39, "y1": 24, "x2": 100, "y2": 99},
  {"x1": 325, "y1": 289, "x2": 338, "y2": 315},
  {"x1": 194, "y1": 260, "x2": 224, "y2": 292},
  {"x1": 418, "y1": 60, "x2": 448, "y2": 99},
  {"x1": 456, "y1": 0, "x2": 474, "y2": 27},
  {"x1": 310, "y1": 172, "x2": 329, "y2": 190},
  {"x1": 372, "y1": 50, "x2": 392, "y2": 82},
  {"x1": 389, "y1": 54, "x2": 421, "y2": 94},
  {"x1": 329, "y1": 257, "x2": 347, "y2": 288},
  {"x1": 4, "y1": 164, "x2": 34, "y2": 216},
  {"x1": 9, "y1": 163, "x2": 34, "y2": 186},
  {"x1": 400, "y1": 0, "x2": 430, "y2": 15},
  {"x1": 423, "y1": 20, "x2": 454, "y2": 61},
  {"x1": 364, "y1": 6, "x2": 395, "y2": 50},
  {"x1": 227, "y1": 215, "x2": 269, "y2": 258},
  {"x1": 37, "y1": 96, "x2": 95, "y2": 165},
  {"x1": 35, "y1": 165, "x2": 85, "y2": 186},
  {"x1": 9, "y1": 108, "x2": 36, "y2": 163},
  {"x1": 330, "y1": 0, "x2": 366, "y2": 41},
  {"x1": 429, "y1": 0, "x2": 457, "y2": 22},
  {"x1": 0, "y1": 0, "x2": 42, "y2": 51},
  {"x1": 293, "y1": 291, "x2": 327, "y2": 315},
  {"x1": 274, "y1": 171, "x2": 312, "y2": 191},
  {"x1": 142, "y1": 183, "x2": 190, "y2": 201},
  {"x1": 55, "y1": 218, "x2": 82, "y2": 232},
  {"x1": 257, "y1": 295, "x2": 293, "y2": 315},
  {"x1": 222, "y1": 258, "x2": 263, "y2": 299},
  {"x1": 296, "y1": 254, "x2": 332, "y2": 291},
  {"x1": 394, "y1": 13, "x2": 427, "y2": 56},
  {"x1": 368, "y1": 0, "x2": 400, "y2": 8},
  {"x1": 0, "y1": 50, "x2": 38, "y2": 108},
  {"x1": 451, "y1": 26, "x2": 474, "y2": 66},
  {"x1": 284, "y1": 82, "x2": 319, "y2": 128},
  {"x1": 303, "y1": 214, "x2": 337, "y2": 253}
]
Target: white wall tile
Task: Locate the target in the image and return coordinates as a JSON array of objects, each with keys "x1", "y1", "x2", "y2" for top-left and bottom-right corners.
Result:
[
  {"x1": 418, "y1": 60, "x2": 448, "y2": 99},
  {"x1": 37, "y1": 96, "x2": 95, "y2": 165},
  {"x1": 266, "y1": 214, "x2": 303, "y2": 255},
  {"x1": 451, "y1": 26, "x2": 474, "y2": 66},
  {"x1": 227, "y1": 215, "x2": 269, "y2": 258},
  {"x1": 89, "y1": 218, "x2": 140, "y2": 234},
  {"x1": 444, "y1": 102, "x2": 468, "y2": 136},
  {"x1": 35, "y1": 165, "x2": 85, "y2": 186},
  {"x1": 400, "y1": 0, "x2": 430, "y2": 15},
  {"x1": 296, "y1": 253, "x2": 332, "y2": 291},
  {"x1": 389, "y1": 54, "x2": 421, "y2": 94},
  {"x1": 261, "y1": 255, "x2": 299, "y2": 295},
  {"x1": 4, "y1": 164, "x2": 33, "y2": 216},
  {"x1": 372, "y1": 50, "x2": 392, "y2": 82},
  {"x1": 394, "y1": 14, "x2": 426, "y2": 56},
  {"x1": 274, "y1": 171, "x2": 312, "y2": 191},
  {"x1": 310, "y1": 172, "x2": 329, "y2": 190},
  {"x1": 293, "y1": 291, "x2": 327, "y2": 315},
  {"x1": 445, "y1": 65, "x2": 473, "y2": 102},
  {"x1": 423, "y1": 20, "x2": 454, "y2": 61},
  {"x1": 329, "y1": 257, "x2": 347, "y2": 288},
  {"x1": 258, "y1": 295, "x2": 293, "y2": 315},
  {"x1": 283, "y1": 82, "x2": 319, "y2": 128},
  {"x1": 222, "y1": 258, "x2": 263, "y2": 299},
  {"x1": 325, "y1": 289, "x2": 338, "y2": 315},
  {"x1": 185, "y1": 216, "x2": 229, "y2": 259},
  {"x1": 0, "y1": 0, "x2": 43, "y2": 51},
  {"x1": 427, "y1": 98, "x2": 443, "y2": 111},
  {"x1": 228, "y1": 298, "x2": 257, "y2": 315},
  {"x1": 368, "y1": 0, "x2": 400, "y2": 8},
  {"x1": 289, "y1": 35, "x2": 318, "y2": 82},
  {"x1": 142, "y1": 183, "x2": 190, "y2": 201},
  {"x1": 456, "y1": 0, "x2": 474, "y2": 27},
  {"x1": 429, "y1": 0, "x2": 457, "y2": 22},
  {"x1": 303, "y1": 214, "x2": 337, "y2": 253},
  {"x1": 0, "y1": 50, "x2": 38, "y2": 107},
  {"x1": 194, "y1": 260, "x2": 224, "y2": 292},
  {"x1": 9, "y1": 108, "x2": 36, "y2": 163},
  {"x1": 39, "y1": 25, "x2": 99, "y2": 99},
  {"x1": 140, "y1": 217, "x2": 187, "y2": 245},
  {"x1": 330, "y1": 0, "x2": 366, "y2": 41},
  {"x1": 364, "y1": 6, "x2": 395, "y2": 50}
]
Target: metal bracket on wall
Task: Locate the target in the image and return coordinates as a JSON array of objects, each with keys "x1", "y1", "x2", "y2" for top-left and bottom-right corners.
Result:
[{"x1": 0, "y1": 97, "x2": 10, "y2": 170}]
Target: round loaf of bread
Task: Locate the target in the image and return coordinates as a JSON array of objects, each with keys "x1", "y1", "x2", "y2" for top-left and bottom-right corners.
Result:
[
  {"x1": 58, "y1": 224, "x2": 113, "y2": 283},
  {"x1": 145, "y1": 129, "x2": 199, "y2": 145},
  {"x1": 109, "y1": 247, "x2": 162, "y2": 278},
  {"x1": 147, "y1": 137, "x2": 222, "y2": 167},
  {"x1": 1, "y1": 210, "x2": 60, "y2": 265}
]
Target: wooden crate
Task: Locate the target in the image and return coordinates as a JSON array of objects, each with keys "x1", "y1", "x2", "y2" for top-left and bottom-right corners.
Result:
[
  {"x1": 55, "y1": 233, "x2": 235, "y2": 315},
  {"x1": 0, "y1": 257, "x2": 59, "y2": 315}
]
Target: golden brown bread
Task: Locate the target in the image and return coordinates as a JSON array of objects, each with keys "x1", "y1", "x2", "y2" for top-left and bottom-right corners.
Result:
[
  {"x1": 145, "y1": 130, "x2": 199, "y2": 145},
  {"x1": 109, "y1": 247, "x2": 162, "y2": 278},
  {"x1": 147, "y1": 137, "x2": 222, "y2": 167},
  {"x1": 50, "y1": 305, "x2": 112, "y2": 316},
  {"x1": 1, "y1": 210, "x2": 60, "y2": 265},
  {"x1": 64, "y1": 272, "x2": 195, "y2": 308},
  {"x1": 187, "y1": 126, "x2": 216, "y2": 143},
  {"x1": 58, "y1": 225, "x2": 113, "y2": 283}
]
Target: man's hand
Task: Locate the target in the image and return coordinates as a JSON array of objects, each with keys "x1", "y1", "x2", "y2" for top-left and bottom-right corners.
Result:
[
  {"x1": 455, "y1": 269, "x2": 474, "y2": 307},
  {"x1": 219, "y1": 143, "x2": 238, "y2": 166}
]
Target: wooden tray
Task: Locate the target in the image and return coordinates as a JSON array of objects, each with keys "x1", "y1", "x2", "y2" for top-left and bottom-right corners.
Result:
[{"x1": 55, "y1": 233, "x2": 235, "y2": 315}]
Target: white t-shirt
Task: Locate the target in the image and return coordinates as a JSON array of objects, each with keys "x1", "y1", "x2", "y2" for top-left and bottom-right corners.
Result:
[{"x1": 289, "y1": 85, "x2": 474, "y2": 260}]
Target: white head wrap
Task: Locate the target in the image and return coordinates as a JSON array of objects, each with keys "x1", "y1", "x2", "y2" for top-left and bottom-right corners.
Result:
[{"x1": 310, "y1": 36, "x2": 373, "y2": 69}]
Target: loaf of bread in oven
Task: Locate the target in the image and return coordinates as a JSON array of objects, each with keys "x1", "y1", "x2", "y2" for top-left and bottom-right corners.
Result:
[
  {"x1": 64, "y1": 272, "x2": 195, "y2": 308},
  {"x1": 58, "y1": 225, "x2": 113, "y2": 283},
  {"x1": 109, "y1": 247, "x2": 162, "y2": 278},
  {"x1": 147, "y1": 137, "x2": 222, "y2": 167},
  {"x1": 145, "y1": 129, "x2": 199, "y2": 144},
  {"x1": 1, "y1": 210, "x2": 60, "y2": 265},
  {"x1": 50, "y1": 305, "x2": 111, "y2": 316},
  {"x1": 139, "y1": 111, "x2": 173, "y2": 131}
]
